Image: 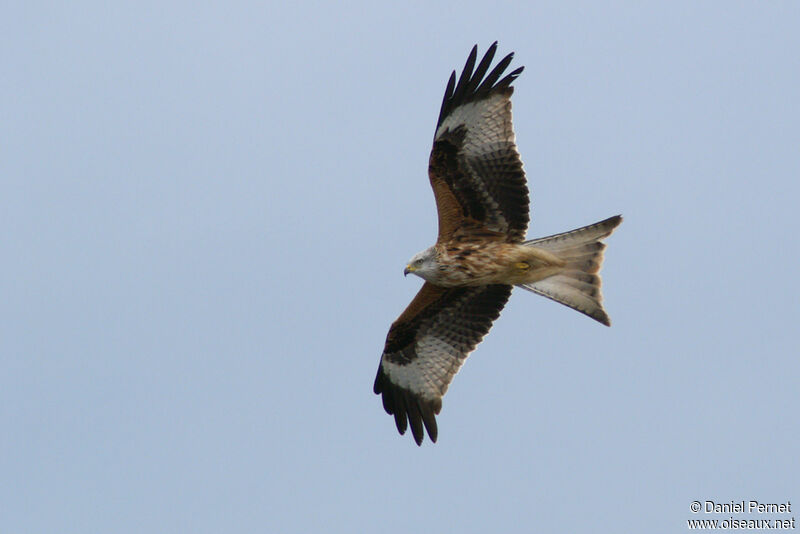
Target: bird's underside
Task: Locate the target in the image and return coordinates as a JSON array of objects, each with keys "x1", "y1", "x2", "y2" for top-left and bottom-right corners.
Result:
[
  {"x1": 430, "y1": 236, "x2": 565, "y2": 287},
  {"x1": 373, "y1": 42, "x2": 622, "y2": 446}
]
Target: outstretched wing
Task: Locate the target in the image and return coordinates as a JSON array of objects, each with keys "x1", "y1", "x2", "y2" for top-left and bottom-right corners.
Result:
[
  {"x1": 429, "y1": 42, "x2": 530, "y2": 243},
  {"x1": 373, "y1": 282, "x2": 512, "y2": 445}
]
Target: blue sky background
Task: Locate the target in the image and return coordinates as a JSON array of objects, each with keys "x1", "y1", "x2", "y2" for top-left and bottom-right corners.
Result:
[{"x1": 2, "y1": 2, "x2": 798, "y2": 533}]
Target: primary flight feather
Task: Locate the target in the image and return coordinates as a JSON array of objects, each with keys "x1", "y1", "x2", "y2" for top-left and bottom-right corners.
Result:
[{"x1": 374, "y1": 43, "x2": 622, "y2": 445}]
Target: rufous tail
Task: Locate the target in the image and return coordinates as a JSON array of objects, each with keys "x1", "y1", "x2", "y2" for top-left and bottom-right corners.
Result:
[{"x1": 518, "y1": 215, "x2": 622, "y2": 326}]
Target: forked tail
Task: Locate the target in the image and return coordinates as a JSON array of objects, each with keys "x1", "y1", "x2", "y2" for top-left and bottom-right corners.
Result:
[{"x1": 518, "y1": 215, "x2": 622, "y2": 326}]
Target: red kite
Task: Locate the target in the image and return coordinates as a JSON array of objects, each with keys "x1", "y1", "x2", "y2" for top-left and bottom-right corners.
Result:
[{"x1": 374, "y1": 43, "x2": 622, "y2": 445}]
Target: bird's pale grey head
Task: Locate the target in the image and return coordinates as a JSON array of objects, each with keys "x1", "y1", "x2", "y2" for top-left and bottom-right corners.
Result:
[{"x1": 404, "y1": 246, "x2": 439, "y2": 280}]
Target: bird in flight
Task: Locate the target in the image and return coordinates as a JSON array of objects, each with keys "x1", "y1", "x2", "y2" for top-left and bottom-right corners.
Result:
[{"x1": 374, "y1": 43, "x2": 622, "y2": 445}]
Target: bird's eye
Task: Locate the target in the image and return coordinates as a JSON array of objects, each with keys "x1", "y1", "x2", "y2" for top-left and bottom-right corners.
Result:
[{"x1": 415, "y1": 259, "x2": 424, "y2": 266}]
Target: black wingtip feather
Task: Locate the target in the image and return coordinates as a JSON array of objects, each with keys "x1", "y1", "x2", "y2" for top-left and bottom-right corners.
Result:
[
  {"x1": 436, "y1": 43, "x2": 523, "y2": 128},
  {"x1": 381, "y1": 389, "x2": 393, "y2": 415},
  {"x1": 390, "y1": 388, "x2": 408, "y2": 435},
  {"x1": 450, "y1": 45, "x2": 478, "y2": 109},
  {"x1": 437, "y1": 71, "x2": 457, "y2": 126},
  {"x1": 495, "y1": 65, "x2": 525, "y2": 91},
  {"x1": 419, "y1": 403, "x2": 438, "y2": 443},
  {"x1": 474, "y1": 52, "x2": 514, "y2": 96},
  {"x1": 373, "y1": 367, "x2": 383, "y2": 395},
  {"x1": 406, "y1": 399, "x2": 425, "y2": 446},
  {"x1": 374, "y1": 364, "x2": 441, "y2": 445},
  {"x1": 464, "y1": 42, "x2": 497, "y2": 96}
]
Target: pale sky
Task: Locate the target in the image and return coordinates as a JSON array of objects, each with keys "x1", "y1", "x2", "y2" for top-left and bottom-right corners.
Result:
[{"x1": 2, "y1": 2, "x2": 798, "y2": 533}]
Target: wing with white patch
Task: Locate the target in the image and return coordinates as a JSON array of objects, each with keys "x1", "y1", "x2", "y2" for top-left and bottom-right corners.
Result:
[
  {"x1": 429, "y1": 42, "x2": 530, "y2": 243},
  {"x1": 373, "y1": 282, "x2": 512, "y2": 445}
]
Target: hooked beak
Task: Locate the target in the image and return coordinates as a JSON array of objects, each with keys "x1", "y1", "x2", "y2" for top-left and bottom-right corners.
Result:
[{"x1": 404, "y1": 265, "x2": 415, "y2": 277}]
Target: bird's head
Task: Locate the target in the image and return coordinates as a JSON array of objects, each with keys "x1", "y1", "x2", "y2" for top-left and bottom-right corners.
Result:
[{"x1": 404, "y1": 247, "x2": 438, "y2": 281}]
